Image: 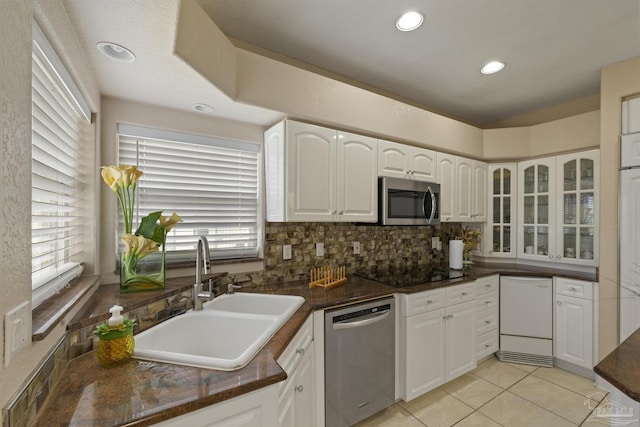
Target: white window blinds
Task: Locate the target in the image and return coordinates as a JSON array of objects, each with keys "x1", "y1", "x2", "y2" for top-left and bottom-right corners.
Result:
[
  {"x1": 31, "y1": 22, "x2": 87, "y2": 307},
  {"x1": 117, "y1": 125, "x2": 261, "y2": 261}
]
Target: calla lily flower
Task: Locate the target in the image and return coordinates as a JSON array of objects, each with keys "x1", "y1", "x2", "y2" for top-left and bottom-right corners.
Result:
[
  {"x1": 121, "y1": 233, "x2": 159, "y2": 257},
  {"x1": 159, "y1": 212, "x2": 182, "y2": 232}
]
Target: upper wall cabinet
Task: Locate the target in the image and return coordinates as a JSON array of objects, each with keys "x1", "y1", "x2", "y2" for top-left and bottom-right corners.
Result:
[
  {"x1": 622, "y1": 97, "x2": 640, "y2": 135},
  {"x1": 487, "y1": 163, "x2": 517, "y2": 257},
  {"x1": 378, "y1": 140, "x2": 437, "y2": 182},
  {"x1": 437, "y1": 153, "x2": 487, "y2": 222},
  {"x1": 517, "y1": 150, "x2": 599, "y2": 266},
  {"x1": 264, "y1": 120, "x2": 378, "y2": 222}
]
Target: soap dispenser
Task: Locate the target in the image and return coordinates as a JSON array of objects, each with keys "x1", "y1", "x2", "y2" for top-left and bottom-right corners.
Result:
[{"x1": 94, "y1": 305, "x2": 136, "y2": 367}]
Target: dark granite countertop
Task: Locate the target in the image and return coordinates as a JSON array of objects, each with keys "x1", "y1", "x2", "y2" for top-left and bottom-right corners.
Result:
[
  {"x1": 594, "y1": 328, "x2": 640, "y2": 402},
  {"x1": 33, "y1": 263, "x2": 598, "y2": 426}
]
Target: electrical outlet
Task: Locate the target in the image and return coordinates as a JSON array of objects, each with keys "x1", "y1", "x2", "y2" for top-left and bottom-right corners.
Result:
[
  {"x1": 437, "y1": 241, "x2": 442, "y2": 250},
  {"x1": 353, "y1": 241, "x2": 361, "y2": 255},
  {"x1": 283, "y1": 244, "x2": 292, "y2": 260},
  {"x1": 316, "y1": 242, "x2": 324, "y2": 257},
  {"x1": 432, "y1": 236, "x2": 440, "y2": 248},
  {"x1": 4, "y1": 301, "x2": 30, "y2": 367}
]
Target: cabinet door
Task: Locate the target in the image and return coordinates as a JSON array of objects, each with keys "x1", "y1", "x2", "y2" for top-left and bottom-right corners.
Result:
[
  {"x1": 445, "y1": 300, "x2": 476, "y2": 381},
  {"x1": 337, "y1": 132, "x2": 378, "y2": 222},
  {"x1": 286, "y1": 121, "x2": 336, "y2": 221},
  {"x1": 518, "y1": 157, "x2": 556, "y2": 260},
  {"x1": 471, "y1": 160, "x2": 488, "y2": 222},
  {"x1": 620, "y1": 168, "x2": 640, "y2": 342},
  {"x1": 487, "y1": 163, "x2": 516, "y2": 257},
  {"x1": 622, "y1": 97, "x2": 640, "y2": 134},
  {"x1": 555, "y1": 151, "x2": 598, "y2": 265},
  {"x1": 410, "y1": 148, "x2": 437, "y2": 181},
  {"x1": 456, "y1": 157, "x2": 473, "y2": 222},
  {"x1": 403, "y1": 309, "x2": 446, "y2": 401},
  {"x1": 294, "y1": 342, "x2": 315, "y2": 427},
  {"x1": 555, "y1": 295, "x2": 593, "y2": 369},
  {"x1": 437, "y1": 153, "x2": 456, "y2": 222},
  {"x1": 378, "y1": 139, "x2": 410, "y2": 178}
]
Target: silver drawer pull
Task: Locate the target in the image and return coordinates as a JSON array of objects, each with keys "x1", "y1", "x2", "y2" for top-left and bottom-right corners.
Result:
[
  {"x1": 295, "y1": 385, "x2": 304, "y2": 393},
  {"x1": 485, "y1": 344, "x2": 491, "y2": 348},
  {"x1": 485, "y1": 320, "x2": 491, "y2": 324},
  {"x1": 461, "y1": 292, "x2": 468, "y2": 296},
  {"x1": 485, "y1": 284, "x2": 491, "y2": 288},
  {"x1": 426, "y1": 300, "x2": 433, "y2": 304},
  {"x1": 296, "y1": 348, "x2": 305, "y2": 356},
  {"x1": 569, "y1": 286, "x2": 577, "y2": 291},
  {"x1": 485, "y1": 301, "x2": 491, "y2": 305}
]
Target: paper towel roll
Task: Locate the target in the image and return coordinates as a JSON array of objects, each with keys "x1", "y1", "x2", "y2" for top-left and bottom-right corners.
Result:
[{"x1": 449, "y1": 240, "x2": 464, "y2": 270}]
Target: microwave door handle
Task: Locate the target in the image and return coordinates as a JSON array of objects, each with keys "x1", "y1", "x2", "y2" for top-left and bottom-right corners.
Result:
[{"x1": 423, "y1": 187, "x2": 435, "y2": 222}]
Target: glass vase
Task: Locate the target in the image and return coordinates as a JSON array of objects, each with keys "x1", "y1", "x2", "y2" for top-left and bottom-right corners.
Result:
[{"x1": 119, "y1": 248, "x2": 166, "y2": 293}]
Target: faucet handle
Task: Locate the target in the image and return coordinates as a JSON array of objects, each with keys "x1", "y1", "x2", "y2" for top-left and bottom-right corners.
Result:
[{"x1": 227, "y1": 283, "x2": 241, "y2": 294}]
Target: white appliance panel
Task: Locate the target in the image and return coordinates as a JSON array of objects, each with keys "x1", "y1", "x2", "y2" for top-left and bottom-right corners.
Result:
[{"x1": 500, "y1": 277, "x2": 553, "y2": 338}]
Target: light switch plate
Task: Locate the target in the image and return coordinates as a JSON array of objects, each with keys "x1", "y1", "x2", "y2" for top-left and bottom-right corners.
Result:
[
  {"x1": 353, "y1": 241, "x2": 360, "y2": 255},
  {"x1": 283, "y1": 244, "x2": 292, "y2": 260},
  {"x1": 5, "y1": 301, "x2": 30, "y2": 367},
  {"x1": 316, "y1": 242, "x2": 324, "y2": 257}
]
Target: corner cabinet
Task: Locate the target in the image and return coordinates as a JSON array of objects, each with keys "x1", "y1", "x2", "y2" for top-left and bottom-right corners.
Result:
[
  {"x1": 487, "y1": 163, "x2": 517, "y2": 257},
  {"x1": 437, "y1": 153, "x2": 486, "y2": 222},
  {"x1": 264, "y1": 120, "x2": 378, "y2": 222},
  {"x1": 378, "y1": 139, "x2": 437, "y2": 182},
  {"x1": 517, "y1": 150, "x2": 599, "y2": 266}
]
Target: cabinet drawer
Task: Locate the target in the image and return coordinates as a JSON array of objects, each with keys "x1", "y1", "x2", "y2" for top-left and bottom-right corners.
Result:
[
  {"x1": 403, "y1": 288, "x2": 446, "y2": 316},
  {"x1": 476, "y1": 330, "x2": 499, "y2": 360},
  {"x1": 476, "y1": 275, "x2": 499, "y2": 296},
  {"x1": 476, "y1": 292, "x2": 498, "y2": 313},
  {"x1": 445, "y1": 283, "x2": 476, "y2": 306},
  {"x1": 277, "y1": 315, "x2": 313, "y2": 377},
  {"x1": 555, "y1": 278, "x2": 593, "y2": 300},
  {"x1": 476, "y1": 308, "x2": 499, "y2": 335}
]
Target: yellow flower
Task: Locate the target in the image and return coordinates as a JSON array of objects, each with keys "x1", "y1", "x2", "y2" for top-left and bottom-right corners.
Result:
[
  {"x1": 121, "y1": 233, "x2": 159, "y2": 258},
  {"x1": 101, "y1": 166, "x2": 122, "y2": 191},
  {"x1": 119, "y1": 165, "x2": 143, "y2": 187},
  {"x1": 159, "y1": 212, "x2": 182, "y2": 232}
]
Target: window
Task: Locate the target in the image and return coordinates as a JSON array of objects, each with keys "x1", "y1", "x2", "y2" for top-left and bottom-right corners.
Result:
[
  {"x1": 31, "y1": 22, "x2": 91, "y2": 307},
  {"x1": 117, "y1": 124, "x2": 261, "y2": 261}
]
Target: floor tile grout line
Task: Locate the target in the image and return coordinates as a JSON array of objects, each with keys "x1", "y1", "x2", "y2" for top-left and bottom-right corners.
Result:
[
  {"x1": 530, "y1": 369, "x2": 608, "y2": 401},
  {"x1": 396, "y1": 402, "x2": 428, "y2": 426}
]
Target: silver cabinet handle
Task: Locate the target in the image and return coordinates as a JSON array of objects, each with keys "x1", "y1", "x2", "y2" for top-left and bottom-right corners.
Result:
[
  {"x1": 569, "y1": 286, "x2": 577, "y2": 292},
  {"x1": 426, "y1": 300, "x2": 433, "y2": 304},
  {"x1": 485, "y1": 344, "x2": 491, "y2": 348},
  {"x1": 332, "y1": 210, "x2": 337, "y2": 215},
  {"x1": 339, "y1": 211, "x2": 344, "y2": 215},
  {"x1": 485, "y1": 284, "x2": 491, "y2": 288},
  {"x1": 485, "y1": 320, "x2": 491, "y2": 324},
  {"x1": 557, "y1": 301, "x2": 562, "y2": 305},
  {"x1": 556, "y1": 254, "x2": 561, "y2": 259},
  {"x1": 448, "y1": 314, "x2": 454, "y2": 319},
  {"x1": 462, "y1": 292, "x2": 468, "y2": 296},
  {"x1": 296, "y1": 348, "x2": 305, "y2": 356},
  {"x1": 295, "y1": 385, "x2": 304, "y2": 393}
]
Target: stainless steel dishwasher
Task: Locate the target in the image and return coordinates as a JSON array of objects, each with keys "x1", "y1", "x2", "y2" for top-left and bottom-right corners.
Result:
[{"x1": 325, "y1": 297, "x2": 395, "y2": 427}]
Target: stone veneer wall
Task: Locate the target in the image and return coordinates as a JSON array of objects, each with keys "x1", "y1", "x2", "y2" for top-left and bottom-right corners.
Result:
[{"x1": 258, "y1": 222, "x2": 463, "y2": 285}]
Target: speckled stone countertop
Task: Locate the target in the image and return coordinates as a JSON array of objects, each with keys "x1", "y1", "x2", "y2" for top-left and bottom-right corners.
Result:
[
  {"x1": 32, "y1": 264, "x2": 597, "y2": 426},
  {"x1": 594, "y1": 328, "x2": 640, "y2": 402}
]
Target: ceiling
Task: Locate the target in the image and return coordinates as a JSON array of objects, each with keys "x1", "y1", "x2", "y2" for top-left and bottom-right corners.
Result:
[{"x1": 63, "y1": 0, "x2": 640, "y2": 128}]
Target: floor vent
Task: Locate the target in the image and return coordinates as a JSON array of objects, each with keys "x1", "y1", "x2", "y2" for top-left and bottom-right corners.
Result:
[{"x1": 497, "y1": 350, "x2": 553, "y2": 367}]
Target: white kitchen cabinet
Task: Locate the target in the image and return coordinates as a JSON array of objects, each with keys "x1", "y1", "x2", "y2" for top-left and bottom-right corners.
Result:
[
  {"x1": 277, "y1": 315, "x2": 314, "y2": 427},
  {"x1": 154, "y1": 385, "x2": 278, "y2": 427},
  {"x1": 437, "y1": 152, "x2": 485, "y2": 222},
  {"x1": 554, "y1": 277, "x2": 595, "y2": 372},
  {"x1": 517, "y1": 150, "x2": 599, "y2": 266},
  {"x1": 487, "y1": 163, "x2": 517, "y2": 258},
  {"x1": 437, "y1": 152, "x2": 456, "y2": 222},
  {"x1": 378, "y1": 139, "x2": 437, "y2": 181},
  {"x1": 264, "y1": 120, "x2": 377, "y2": 222},
  {"x1": 475, "y1": 275, "x2": 499, "y2": 361},
  {"x1": 622, "y1": 97, "x2": 640, "y2": 134},
  {"x1": 400, "y1": 283, "x2": 476, "y2": 402}
]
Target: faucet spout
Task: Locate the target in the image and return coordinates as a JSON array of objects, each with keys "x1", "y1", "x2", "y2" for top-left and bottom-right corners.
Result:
[{"x1": 194, "y1": 235, "x2": 212, "y2": 311}]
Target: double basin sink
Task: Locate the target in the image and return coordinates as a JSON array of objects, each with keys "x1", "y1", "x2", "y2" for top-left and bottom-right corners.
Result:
[{"x1": 133, "y1": 292, "x2": 305, "y2": 371}]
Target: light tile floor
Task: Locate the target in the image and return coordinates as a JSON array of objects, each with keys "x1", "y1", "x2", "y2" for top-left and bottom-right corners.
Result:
[{"x1": 355, "y1": 356, "x2": 613, "y2": 427}]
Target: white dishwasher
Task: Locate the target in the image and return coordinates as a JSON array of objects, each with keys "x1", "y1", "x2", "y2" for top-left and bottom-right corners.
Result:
[{"x1": 498, "y1": 276, "x2": 553, "y2": 367}]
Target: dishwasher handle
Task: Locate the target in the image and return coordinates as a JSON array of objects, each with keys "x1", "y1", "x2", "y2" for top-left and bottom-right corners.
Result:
[{"x1": 333, "y1": 309, "x2": 391, "y2": 330}]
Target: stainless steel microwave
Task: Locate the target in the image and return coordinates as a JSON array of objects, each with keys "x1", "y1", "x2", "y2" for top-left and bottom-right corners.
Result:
[{"x1": 378, "y1": 177, "x2": 440, "y2": 225}]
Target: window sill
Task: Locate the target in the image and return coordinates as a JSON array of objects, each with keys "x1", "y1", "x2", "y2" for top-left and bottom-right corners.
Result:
[{"x1": 32, "y1": 275, "x2": 100, "y2": 341}]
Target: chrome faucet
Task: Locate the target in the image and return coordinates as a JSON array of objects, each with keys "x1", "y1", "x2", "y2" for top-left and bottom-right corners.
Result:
[
  {"x1": 193, "y1": 235, "x2": 212, "y2": 311},
  {"x1": 227, "y1": 283, "x2": 241, "y2": 294}
]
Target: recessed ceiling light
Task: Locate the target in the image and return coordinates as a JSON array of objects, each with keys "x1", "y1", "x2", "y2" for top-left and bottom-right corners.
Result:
[
  {"x1": 96, "y1": 42, "x2": 136, "y2": 62},
  {"x1": 193, "y1": 103, "x2": 215, "y2": 113},
  {"x1": 481, "y1": 61, "x2": 505, "y2": 75},
  {"x1": 396, "y1": 11, "x2": 424, "y2": 32}
]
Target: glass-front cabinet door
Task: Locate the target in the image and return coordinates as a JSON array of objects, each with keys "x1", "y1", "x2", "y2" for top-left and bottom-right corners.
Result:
[
  {"x1": 518, "y1": 158, "x2": 556, "y2": 260},
  {"x1": 555, "y1": 151, "x2": 599, "y2": 264},
  {"x1": 487, "y1": 163, "x2": 516, "y2": 257}
]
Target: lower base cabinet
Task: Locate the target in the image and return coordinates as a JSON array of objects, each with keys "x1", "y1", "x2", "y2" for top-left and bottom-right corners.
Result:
[
  {"x1": 400, "y1": 283, "x2": 477, "y2": 402},
  {"x1": 153, "y1": 385, "x2": 278, "y2": 427},
  {"x1": 277, "y1": 315, "x2": 315, "y2": 427}
]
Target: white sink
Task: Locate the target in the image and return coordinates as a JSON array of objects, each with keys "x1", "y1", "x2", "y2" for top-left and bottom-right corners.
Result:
[
  {"x1": 204, "y1": 292, "x2": 304, "y2": 317},
  {"x1": 133, "y1": 293, "x2": 304, "y2": 371}
]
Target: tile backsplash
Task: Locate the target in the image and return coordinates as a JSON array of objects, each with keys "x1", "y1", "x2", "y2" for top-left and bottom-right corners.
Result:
[{"x1": 259, "y1": 222, "x2": 463, "y2": 285}]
